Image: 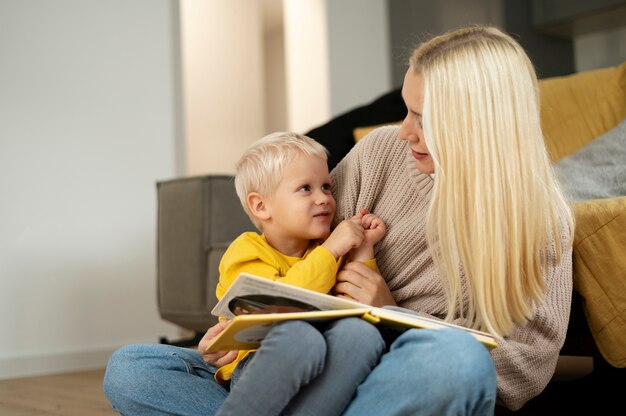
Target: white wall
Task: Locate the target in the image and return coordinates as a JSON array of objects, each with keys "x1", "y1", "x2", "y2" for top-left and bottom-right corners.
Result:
[
  {"x1": 264, "y1": 1, "x2": 288, "y2": 134},
  {"x1": 180, "y1": 0, "x2": 266, "y2": 176},
  {"x1": 283, "y1": 0, "x2": 331, "y2": 133},
  {"x1": 0, "y1": 0, "x2": 181, "y2": 379},
  {"x1": 575, "y1": 26, "x2": 626, "y2": 71},
  {"x1": 388, "y1": 0, "x2": 504, "y2": 87},
  {"x1": 182, "y1": 0, "x2": 393, "y2": 177},
  {"x1": 327, "y1": 0, "x2": 391, "y2": 116}
]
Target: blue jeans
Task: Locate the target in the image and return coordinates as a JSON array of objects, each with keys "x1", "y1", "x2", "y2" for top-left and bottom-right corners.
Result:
[
  {"x1": 343, "y1": 328, "x2": 497, "y2": 415},
  {"x1": 104, "y1": 325, "x2": 496, "y2": 415},
  {"x1": 220, "y1": 318, "x2": 385, "y2": 416}
]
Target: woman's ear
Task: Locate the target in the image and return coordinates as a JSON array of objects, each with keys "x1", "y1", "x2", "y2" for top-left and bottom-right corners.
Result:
[{"x1": 247, "y1": 192, "x2": 271, "y2": 221}]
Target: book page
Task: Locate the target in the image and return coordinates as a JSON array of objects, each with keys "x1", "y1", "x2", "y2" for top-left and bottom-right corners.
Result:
[{"x1": 212, "y1": 273, "x2": 365, "y2": 319}]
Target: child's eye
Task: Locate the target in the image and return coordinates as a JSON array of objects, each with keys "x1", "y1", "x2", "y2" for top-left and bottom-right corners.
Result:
[
  {"x1": 322, "y1": 183, "x2": 332, "y2": 192},
  {"x1": 298, "y1": 185, "x2": 311, "y2": 192}
]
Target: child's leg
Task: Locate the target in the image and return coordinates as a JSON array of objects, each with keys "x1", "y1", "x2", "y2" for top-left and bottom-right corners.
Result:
[
  {"x1": 216, "y1": 320, "x2": 327, "y2": 416},
  {"x1": 282, "y1": 317, "x2": 385, "y2": 416}
]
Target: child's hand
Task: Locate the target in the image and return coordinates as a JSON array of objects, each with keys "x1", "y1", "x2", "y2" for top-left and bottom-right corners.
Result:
[
  {"x1": 348, "y1": 209, "x2": 386, "y2": 263},
  {"x1": 359, "y1": 209, "x2": 386, "y2": 245},
  {"x1": 321, "y1": 218, "x2": 365, "y2": 260}
]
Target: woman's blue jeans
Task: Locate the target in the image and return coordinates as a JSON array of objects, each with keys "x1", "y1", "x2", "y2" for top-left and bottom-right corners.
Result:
[{"x1": 103, "y1": 322, "x2": 496, "y2": 415}]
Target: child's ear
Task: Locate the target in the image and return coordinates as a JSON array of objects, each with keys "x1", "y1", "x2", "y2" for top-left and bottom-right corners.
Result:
[{"x1": 247, "y1": 192, "x2": 271, "y2": 221}]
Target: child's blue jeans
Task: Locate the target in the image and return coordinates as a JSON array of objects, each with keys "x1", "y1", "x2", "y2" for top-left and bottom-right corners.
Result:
[{"x1": 219, "y1": 318, "x2": 385, "y2": 415}]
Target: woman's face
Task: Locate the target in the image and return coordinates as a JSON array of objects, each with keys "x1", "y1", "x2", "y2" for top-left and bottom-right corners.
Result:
[{"x1": 399, "y1": 69, "x2": 434, "y2": 174}]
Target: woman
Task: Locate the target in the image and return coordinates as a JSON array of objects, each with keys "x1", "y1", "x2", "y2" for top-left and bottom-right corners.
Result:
[{"x1": 104, "y1": 25, "x2": 574, "y2": 415}]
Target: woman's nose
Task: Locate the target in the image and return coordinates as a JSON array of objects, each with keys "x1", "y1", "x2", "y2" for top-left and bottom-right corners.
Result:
[{"x1": 399, "y1": 116, "x2": 416, "y2": 142}]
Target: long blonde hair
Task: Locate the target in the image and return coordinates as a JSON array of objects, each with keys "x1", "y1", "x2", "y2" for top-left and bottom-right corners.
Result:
[{"x1": 410, "y1": 26, "x2": 574, "y2": 338}]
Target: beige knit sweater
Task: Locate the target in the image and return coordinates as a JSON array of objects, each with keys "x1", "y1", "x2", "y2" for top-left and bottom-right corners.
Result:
[{"x1": 330, "y1": 126, "x2": 573, "y2": 411}]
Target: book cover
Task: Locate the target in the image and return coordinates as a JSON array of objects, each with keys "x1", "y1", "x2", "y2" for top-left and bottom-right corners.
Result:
[{"x1": 206, "y1": 273, "x2": 498, "y2": 352}]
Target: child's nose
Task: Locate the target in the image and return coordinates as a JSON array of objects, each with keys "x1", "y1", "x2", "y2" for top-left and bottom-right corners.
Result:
[{"x1": 316, "y1": 191, "x2": 332, "y2": 204}]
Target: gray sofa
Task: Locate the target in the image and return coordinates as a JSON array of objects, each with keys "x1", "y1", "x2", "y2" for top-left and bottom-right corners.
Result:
[{"x1": 157, "y1": 175, "x2": 254, "y2": 337}]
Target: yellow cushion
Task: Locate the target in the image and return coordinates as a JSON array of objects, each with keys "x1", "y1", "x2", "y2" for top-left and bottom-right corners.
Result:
[
  {"x1": 572, "y1": 197, "x2": 626, "y2": 367},
  {"x1": 540, "y1": 61, "x2": 626, "y2": 162},
  {"x1": 354, "y1": 123, "x2": 400, "y2": 142}
]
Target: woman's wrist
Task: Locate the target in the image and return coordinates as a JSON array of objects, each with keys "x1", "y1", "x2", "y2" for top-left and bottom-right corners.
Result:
[{"x1": 349, "y1": 244, "x2": 375, "y2": 263}]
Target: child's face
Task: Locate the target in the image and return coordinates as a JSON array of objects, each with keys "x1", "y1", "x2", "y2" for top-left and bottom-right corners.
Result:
[{"x1": 265, "y1": 152, "x2": 336, "y2": 242}]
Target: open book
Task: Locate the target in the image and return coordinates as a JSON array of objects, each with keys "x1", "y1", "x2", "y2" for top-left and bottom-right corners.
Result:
[{"x1": 206, "y1": 273, "x2": 498, "y2": 352}]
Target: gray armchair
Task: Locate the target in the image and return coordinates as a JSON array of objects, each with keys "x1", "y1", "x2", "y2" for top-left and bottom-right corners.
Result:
[{"x1": 156, "y1": 175, "x2": 255, "y2": 343}]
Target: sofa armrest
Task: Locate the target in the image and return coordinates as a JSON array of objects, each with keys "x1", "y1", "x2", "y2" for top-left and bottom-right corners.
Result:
[
  {"x1": 157, "y1": 175, "x2": 255, "y2": 332},
  {"x1": 572, "y1": 196, "x2": 626, "y2": 367}
]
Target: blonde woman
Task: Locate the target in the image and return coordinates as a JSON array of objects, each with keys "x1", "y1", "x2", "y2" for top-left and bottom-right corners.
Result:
[
  {"x1": 331, "y1": 25, "x2": 574, "y2": 413},
  {"x1": 104, "y1": 25, "x2": 573, "y2": 415}
]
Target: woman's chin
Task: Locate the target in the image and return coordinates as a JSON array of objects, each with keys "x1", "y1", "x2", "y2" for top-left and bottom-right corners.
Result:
[{"x1": 414, "y1": 160, "x2": 434, "y2": 175}]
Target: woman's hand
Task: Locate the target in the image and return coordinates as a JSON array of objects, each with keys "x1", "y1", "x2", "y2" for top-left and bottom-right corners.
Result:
[
  {"x1": 198, "y1": 320, "x2": 238, "y2": 367},
  {"x1": 333, "y1": 261, "x2": 396, "y2": 307}
]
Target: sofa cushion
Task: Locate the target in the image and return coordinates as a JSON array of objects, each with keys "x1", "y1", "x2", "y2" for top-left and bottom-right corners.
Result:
[
  {"x1": 572, "y1": 196, "x2": 626, "y2": 368},
  {"x1": 540, "y1": 61, "x2": 626, "y2": 162},
  {"x1": 554, "y1": 118, "x2": 626, "y2": 202}
]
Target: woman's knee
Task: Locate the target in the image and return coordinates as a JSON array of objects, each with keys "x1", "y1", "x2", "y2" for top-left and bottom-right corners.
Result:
[
  {"x1": 104, "y1": 344, "x2": 144, "y2": 383},
  {"x1": 103, "y1": 343, "x2": 196, "y2": 397},
  {"x1": 393, "y1": 329, "x2": 496, "y2": 388},
  {"x1": 103, "y1": 345, "x2": 145, "y2": 405},
  {"x1": 105, "y1": 343, "x2": 184, "y2": 372},
  {"x1": 103, "y1": 344, "x2": 227, "y2": 415},
  {"x1": 104, "y1": 344, "x2": 155, "y2": 392},
  {"x1": 106, "y1": 343, "x2": 150, "y2": 367}
]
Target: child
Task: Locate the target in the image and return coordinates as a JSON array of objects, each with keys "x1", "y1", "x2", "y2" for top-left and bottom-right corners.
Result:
[{"x1": 214, "y1": 132, "x2": 386, "y2": 415}]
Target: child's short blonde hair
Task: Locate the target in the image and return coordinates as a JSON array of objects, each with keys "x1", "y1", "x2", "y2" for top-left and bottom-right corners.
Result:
[{"x1": 235, "y1": 132, "x2": 329, "y2": 225}]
